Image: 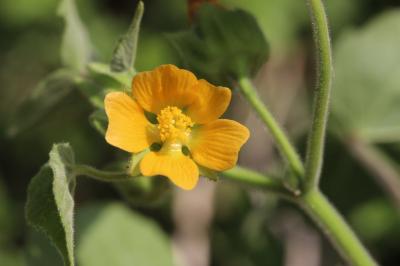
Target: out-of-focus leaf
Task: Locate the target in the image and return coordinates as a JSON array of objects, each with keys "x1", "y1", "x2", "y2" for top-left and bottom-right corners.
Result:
[
  {"x1": 220, "y1": 0, "x2": 306, "y2": 52},
  {"x1": 5, "y1": 69, "x2": 76, "y2": 137},
  {"x1": 57, "y1": 0, "x2": 93, "y2": 71},
  {"x1": 110, "y1": 1, "x2": 144, "y2": 72},
  {"x1": 77, "y1": 63, "x2": 134, "y2": 109},
  {"x1": 76, "y1": 202, "x2": 174, "y2": 266},
  {"x1": 0, "y1": 177, "x2": 13, "y2": 247},
  {"x1": 114, "y1": 176, "x2": 171, "y2": 207},
  {"x1": 89, "y1": 109, "x2": 107, "y2": 136},
  {"x1": 26, "y1": 143, "x2": 76, "y2": 266},
  {"x1": 350, "y1": 198, "x2": 400, "y2": 242},
  {"x1": 88, "y1": 62, "x2": 133, "y2": 88},
  {"x1": 0, "y1": 250, "x2": 25, "y2": 266},
  {"x1": 168, "y1": 4, "x2": 269, "y2": 84},
  {"x1": 331, "y1": 11, "x2": 400, "y2": 143},
  {"x1": 0, "y1": 0, "x2": 57, "y2": 27},
  {"x1": 25, "y1": 229, "x2": 64, "y2": 266}
]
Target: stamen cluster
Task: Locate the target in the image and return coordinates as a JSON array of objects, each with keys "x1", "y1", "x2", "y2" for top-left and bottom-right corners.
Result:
[{"x1": 157, "y1": 106, "x2": 194, "y2": 142}]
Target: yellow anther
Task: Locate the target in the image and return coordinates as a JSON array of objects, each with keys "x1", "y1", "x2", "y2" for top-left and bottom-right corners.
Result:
[{"x1": 157, "y1": 106, "x2": 194, "y2": 143}]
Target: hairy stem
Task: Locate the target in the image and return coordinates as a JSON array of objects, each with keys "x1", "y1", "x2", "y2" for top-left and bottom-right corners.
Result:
[
  {"x1": 304, "y1": 0, "x2": 333, "y2": 190},
  {"x1": 238, "y1": 77, "x2": 304, "y2": 178},
  {"x1": 300, "y1": 189, "x2": 377, "y2": 266},
  {"x1": 74, "y1": 164, "x2": 131, "y2": 181},
  {"x1": 222, "y1": 166, "x2": 286, "y2": 193}
]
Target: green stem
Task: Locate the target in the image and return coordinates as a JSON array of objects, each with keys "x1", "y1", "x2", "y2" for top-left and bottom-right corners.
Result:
[
  {"x1": 238, "y1": 77, "x2": 304, "y2": 178},
  {"x1": 300, "y1": 189, "x2": 377, "y2": 266},
  {"x1": 304, "y1": 0, "x2": 333, "y2": 190},
  {"x1": 222, "y1": 166, "x2": 288, "y2": 194},
  {"x1": 74, "y1": 164, "x2": 131, "y2": 181}
]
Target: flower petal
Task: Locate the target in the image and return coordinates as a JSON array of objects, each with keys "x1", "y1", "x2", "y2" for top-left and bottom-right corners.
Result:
[
  {"x1": 105, "y1": 92, "x2": 157, "y2": 153},
  {"x1": 132, "y1": 64, "x2": 198, "y2": 114},
  {"x1": 186, "y1": 79, "x2": 231, "y2": 124},
  {"x1": 190, "y1": 119, "x2": 250, "y2": 171},
  {"x1": 140, "y1": 151, "x2": 199, "y2": 190}
]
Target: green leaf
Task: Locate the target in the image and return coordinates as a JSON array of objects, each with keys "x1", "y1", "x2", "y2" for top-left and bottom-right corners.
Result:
[
  {"x1": 58, "y1": 0, "x2": 93, "y2": 71},
  {"x1": 25, "y1": 230, "x2": 64, "y2": 266},
  {"x1": 26, "y1": 143, "x2": 76, "y2": 266},
  {"x1": 350, "y1": 198, "x2": 400, "y2": 242},
  {"x1": 110, "y1": 1, "x2": 144, "y2": 72},
  {"x1": 77, "y1": 63, "x2": 135, "y2": 109},
  {"x1": 76, "y1": 203, "x2": 174, "y2": 266},
  {"x1": 331, "y1": 11, "x2": 400, "y2": 143},
  {"x1": 168, "y1": 4, "x2": 269, "y2": 84},
  {"x1": 89, "y1": 109, "x2": 108, "y2": 136},
  {"x1": 88, "y1": 62, "x2": 134, "y2": 88},
  {"x1": 5, "y1": 69, "x2": 76, "y2": 137}
]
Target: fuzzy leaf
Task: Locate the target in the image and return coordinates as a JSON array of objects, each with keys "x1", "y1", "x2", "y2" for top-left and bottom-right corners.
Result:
[
  {"x1": 110, "y1": 1, "x2": 144, "y2": 72},
  {"x1": 168, "y1": 4, "x2": 269, "y2": 84},
  {"x1": 331, "y1": 11, "x2": 400, "y2": 143},
  {"x1": 26, "y1": 143, "x2": 76, "y2": 266},
  {"x1": 58, "y1": 0, "x2": 93, "y2": 71},
  {"x1": 76, "y1": 203, "x2": 174, "y2": 266}
]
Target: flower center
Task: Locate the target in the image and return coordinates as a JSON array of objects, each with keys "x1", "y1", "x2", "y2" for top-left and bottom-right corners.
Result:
[{"x1": 157, "y1": 106, "x2": 194, "y2": 143}]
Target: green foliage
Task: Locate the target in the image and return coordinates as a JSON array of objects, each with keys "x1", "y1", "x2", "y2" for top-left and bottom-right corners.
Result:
[
  {"x1": 168, "y1": 4, "x2": 269, "y2": 84},
  {"x1": 331, "y1": 10, "x2": 400, "y2": 143},
  {"x1": 110, "y1": 1, "x2": 144, "y2": 72},
  {"x1": 26, "y1": 143, "x2": 76, "y2": 266},
  {"x1": 88, "y1": 109, "x2": 108, "y2": 136},
  {"x1": 57, "y1": 0, "x2": 93, "y2": 71},
  {"x1": 6, "y1": 69, "x2": 77, "y2": 137},
  {"x1": 350, "y1": 198, "x2": 400, "y2": 242},
  {"x1": 220, "y1": 0, "x2": 306, "y2": 52},
  {"x1": 76, "y1": 203, "x2": 174, "y2": 266}
]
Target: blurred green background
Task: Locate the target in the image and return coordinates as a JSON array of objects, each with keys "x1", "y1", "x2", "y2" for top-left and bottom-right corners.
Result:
[{"x1": 1, "y1": 0, "x2": 400, "y2": 265}]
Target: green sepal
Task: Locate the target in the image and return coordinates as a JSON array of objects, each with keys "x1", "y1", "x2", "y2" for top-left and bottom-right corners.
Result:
[
  {"x1": 168, "y1": 4, "x2": 269, "y2": 85},
  {"x1": 199, "y1": 166, "x2": 219, "y2": 182},
  {"x1": 128, "y1": 149, "x2": 149, "y2": 176}
]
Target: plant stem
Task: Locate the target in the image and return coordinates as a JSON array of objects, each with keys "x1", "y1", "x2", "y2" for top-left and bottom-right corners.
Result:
[
  {"x1": 300, "y1": 189, "x2": 377, "y2": 266},
  {"x1": 238, "y1": 77, "x2": 304, "y2": 178},
  {"x1": 222, "y1": 166, "x2": 288, "y2": 193},
  {"x1": 74, "y1": 164, "x2": 131, "y2": 181},
  {"x1": 304, "y1": 0, "x2": 333, "y2": 191}
]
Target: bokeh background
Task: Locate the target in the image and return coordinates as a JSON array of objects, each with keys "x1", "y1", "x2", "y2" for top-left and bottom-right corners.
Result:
[{"x1": 1, "y1": 0, "x2": 400, "y2": 265}]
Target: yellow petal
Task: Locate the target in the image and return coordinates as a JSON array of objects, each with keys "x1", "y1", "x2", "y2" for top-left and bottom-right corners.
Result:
[
  {"x1": 190, "y1": 119, "x2": 250, "y2": 171},
  {"x1": 105, "y1": 92, "x2": 157, "y2": 153},
  {"x1": 140, "y1": 151, "x2": 199, "y2": 190},
  {"x1": 186, "y1": 79, "x2": 231, "y2": 124},
  {"x1": 132, "y1": 64, "x2": 198, "y2": 114}
]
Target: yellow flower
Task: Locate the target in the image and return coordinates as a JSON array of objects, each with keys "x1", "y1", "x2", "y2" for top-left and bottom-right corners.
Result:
[{"x1": 104, "y1": 64, "x2": 249, "y2": 190}]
